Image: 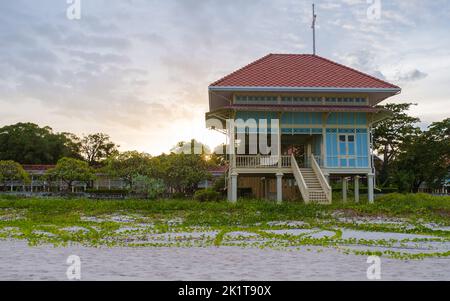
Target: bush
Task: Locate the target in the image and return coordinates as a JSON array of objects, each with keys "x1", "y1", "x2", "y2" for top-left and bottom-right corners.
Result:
[
  {"x1": 212, "y1": 176, "x2": 226, "y2": 193},
  {"x1": 131, "y1": 175, "x2": 165, "y2": 199},
  {"x1": 86, "y1": 189, "x2": 128, "y2": 195},
  {"x1": 194, "y1": 189, "x2": 221, "y2": 202},
  {"x1": 86, "y1": 189, "x2": 128, "y2": 200}
]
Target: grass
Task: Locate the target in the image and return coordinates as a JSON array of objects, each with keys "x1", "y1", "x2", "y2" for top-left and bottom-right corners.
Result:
[
  {"x1": 0, "y1": 193, "x2": 449, "y2": 259},
  {"x1": 0, "y1": 193, "x2": 448, "y2": 226}
]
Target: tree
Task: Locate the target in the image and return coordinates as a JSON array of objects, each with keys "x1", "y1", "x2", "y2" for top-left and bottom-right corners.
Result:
[
  {"x1": 170, "y1": 139, "x2": 211, "y2": 155},
  {"x1": 159, "y1": 153, "x2": 211, "y2": 196},
  {"x1": 0, "y1": 160, "x2": 30, "y2": 190},
  {"x1": 105, "y1": 151, "x2": 153, "y2": 189},
  {"x1": 46, "y1": 158, "x2": 95, "y2": 191},
  {"x1": 372, "y1": 103, "x2": 421, "y2": 186},
  {"x1": 393, "y1": 118, "x2": 450, "y2": 192},
  {"x1": 0, "y1": 123, "x2": 82, "y2": 164},
  {"x1": 80, "y1": 133, "x2": 118, "y2": 166},
  {"x1": 422, "y1": 118, "x2": 450, "y2": 190},
  {"x1": 131, "y1": 175, "x2": 165, "y2": 199}
]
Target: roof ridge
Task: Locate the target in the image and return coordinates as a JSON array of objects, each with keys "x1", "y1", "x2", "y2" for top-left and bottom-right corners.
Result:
[
  {"x1": 209, "y1": 53, "x2": 273, "y2": 87},
  {"x1": 210, "y1": 53, "x2": 401, "y2": 90},
  {"x1": 311, "y1": 54, "x2": 400, "y2": 89}
]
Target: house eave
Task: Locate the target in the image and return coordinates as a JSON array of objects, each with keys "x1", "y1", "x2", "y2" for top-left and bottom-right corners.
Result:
[{"x1": 208, "y1": 86, "x2": 401, "y2": 94}]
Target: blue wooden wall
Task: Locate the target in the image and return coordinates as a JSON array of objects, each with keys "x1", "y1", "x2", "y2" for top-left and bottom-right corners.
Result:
[{"x1": 234, "y1": 111, "x2": 370, "y2": 168}]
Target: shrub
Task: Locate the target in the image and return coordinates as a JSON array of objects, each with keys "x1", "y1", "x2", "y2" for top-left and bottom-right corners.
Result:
[
  {"x1": 131, "y1": 175, "x2": 165, "y2": 199},
  {"x1": 194, "y1": 188, "x2": 221, "y2": 202},
  {"x1": 212, "y1": 176, "x2": 226, "y2": 193},
  {"x1": 86, "y1": 189, "x2": 128, "y2": 195}
]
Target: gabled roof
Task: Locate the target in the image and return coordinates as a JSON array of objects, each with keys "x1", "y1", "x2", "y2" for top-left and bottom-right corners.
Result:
[{"x1": 210, "y1": 54, "x2": 400, "y2": 91}]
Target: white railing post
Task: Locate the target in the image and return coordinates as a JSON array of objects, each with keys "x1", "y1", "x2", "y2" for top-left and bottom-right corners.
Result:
[
  {"x1": 291, "y1": 154, "x2": 310, "y2": 203},
  {"x1": 310, "y1": 154, "x2": 332, "y2": 204}
]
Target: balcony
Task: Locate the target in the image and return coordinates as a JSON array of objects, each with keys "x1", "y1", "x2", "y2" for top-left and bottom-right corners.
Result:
[
  {"x1": 235, "y1": 155, "x2": 292, "y2": 169},
  {"x1": 234, "y1": 154, "x2": 323, "y2": 169}
]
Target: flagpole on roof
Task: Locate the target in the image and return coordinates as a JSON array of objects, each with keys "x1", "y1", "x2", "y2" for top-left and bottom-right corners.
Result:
[{"x1": 311, "y1": 3, "x2": 317, "y2": 55}]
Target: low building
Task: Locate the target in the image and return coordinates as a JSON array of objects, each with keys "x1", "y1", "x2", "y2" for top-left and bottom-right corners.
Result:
[{"x1": 206, "y1": 54, "x2": 401, "y2": 203}]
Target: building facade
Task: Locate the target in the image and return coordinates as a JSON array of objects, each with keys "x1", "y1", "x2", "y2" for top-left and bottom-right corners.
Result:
[{"x1": 206, "y1": 54, "x2": 401, "y2": 204}]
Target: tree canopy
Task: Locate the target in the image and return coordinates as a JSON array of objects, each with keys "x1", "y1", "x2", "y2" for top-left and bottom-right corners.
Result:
[
  {"x1": 158, "y1": 152, "x2": 211, "y2": 195},
  {"x1": 0, "y1": 123, "x2": 81, "y2": 164},
  {"x1": 80, "y1": 133, "x2": 119, "y2": 166},
  {"x1": 392, "y1": 118, "x2": 450, "y2": 192},
  {"x1": 46, "y1": 158, "x2": 95, "y2": 190},
  {"x1": 104, "y1": 151, "x2": 153, "y2": 189},
  {"x1": 0, "y1": 160, "x2": 30, "y2": 188},
  {"x1": 372, "y1": 103, "x2": 421, "y2": 185}
]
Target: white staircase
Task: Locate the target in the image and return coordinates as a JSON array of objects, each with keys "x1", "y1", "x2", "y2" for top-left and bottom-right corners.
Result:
[{"x1": 291, "y1": 155, "x2": 332, "y2": 204}]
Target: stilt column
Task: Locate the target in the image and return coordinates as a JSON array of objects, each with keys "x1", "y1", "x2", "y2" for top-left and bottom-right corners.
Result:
[
  {"x1": 276, "y1": 173, "x2": 283, "y2": 204},
  {"x1": 230, "y1": 172, "x2": 238, "y2": 203},
  {"x1": 368, "y1": 173, "x2": 375, "y2": 203},
  {"x1": 354, "y1": 176, "x2": 360, "y2": 203},
  {"x1": 342, "y1": 177, "x2": 348, "y2": 203}
]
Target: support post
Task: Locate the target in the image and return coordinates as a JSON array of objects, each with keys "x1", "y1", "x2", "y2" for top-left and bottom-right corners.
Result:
[
  {"x1": 276, "y1": 173, "x2": 283, "y2": 204},
  {"x1": 227, "y1": 119, "x2": 236, "y2": 169},
  {"x1": 324, "y1": 173, "x2": 330, "y2": 184},
  {"x1": 342, "y1": 177, "x2": 348, "y2": 203},
  {"x1": 368, "y1": 173, "x2": 375, "y2": 203},
  {"x1": 354, "y1": 176, "x2": 360, "y2": 203},
  {"x1": 230, "y1": 172, "x2": 238, "y2": 203},
  {"x1": 277, "y1": 118, "x2": 282, "y2": 168}
]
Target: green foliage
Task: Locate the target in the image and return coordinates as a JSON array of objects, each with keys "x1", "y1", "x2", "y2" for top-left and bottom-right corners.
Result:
[
  {"x1": 157, "y1": 153, "x2": 211, "y2": 196},
  {"x1": 46, "y1": 157, "x2": 95, "y2": 190},
  {"x1": 212, "y1": 176, "x2": 226, "y2": 193},
  {"x1": 332, "y1": 185, "x2": 398, "y2": 194},
  {"x1": 170, "y1": 139, "x2": 211, "y2": 155},
  {"x1": 333, "y1": 193, "x2": 450, "y2": 222},
  {"x1": 373, "y1": 103, "x2": 421, "y2": 185},
  {"x1": 0, "y1": 123, "x2": 82, "y2": 164},
  {"x1": 85, "y1": 189, "x2": 128, "y2": 195},
  {"x1": 105, "y1": 151, "x2": 153, "y2": 189},
  {"x1": 131, "y1": 175, "x2": 165, "y2": 199},
  {"x1": 0, "y1": 193, "x2": 448, "y2": 227},
  {"x1": 194, "y1": 189, "x2": 221, "y2": 202},
  {"x1": 0, "y1": 160, "x2": 30, "y2": 186},
  {"x1": 393, "y1": 118, "x2": 450, "y2": 192},
  {"x1": 80, "y1": 133, "x2": 118, "y2": 166}
]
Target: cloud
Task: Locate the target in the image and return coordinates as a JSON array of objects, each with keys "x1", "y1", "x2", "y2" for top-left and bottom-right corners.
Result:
[
  {"x1": 0, "y1": 0, "x2": 449, "y2": 155},
  {"x1": 394, "y1": 69, "x2": 428, "y2": 82}
]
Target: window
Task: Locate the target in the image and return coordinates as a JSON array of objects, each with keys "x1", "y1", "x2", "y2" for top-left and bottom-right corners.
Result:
[{"x1": 338, "y1": 134, "x2": 356, "y2": 167}]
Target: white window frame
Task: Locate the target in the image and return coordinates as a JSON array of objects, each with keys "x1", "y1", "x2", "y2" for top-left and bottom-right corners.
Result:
[{"x1": 337, "y1": 133, "x2": 356, "y2": 168}]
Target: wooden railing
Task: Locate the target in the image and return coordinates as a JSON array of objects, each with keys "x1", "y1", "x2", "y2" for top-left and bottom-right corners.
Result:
[
  {"x1": 291, "y1": 154, "x2": 310, "y2": 203},
  {"x1": 310, "y1": 154, "x2": 332, "y2": 204},
  {"x1": 235, "y1": 155, "x2": 291, "y2": 168}
]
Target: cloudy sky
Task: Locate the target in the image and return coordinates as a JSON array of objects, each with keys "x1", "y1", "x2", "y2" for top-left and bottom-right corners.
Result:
[{"x1": 1, "y1": 0, "x2": 449, "y2": 155}]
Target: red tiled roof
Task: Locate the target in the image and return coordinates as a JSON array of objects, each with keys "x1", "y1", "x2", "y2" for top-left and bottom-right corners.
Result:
[
  {"x1": 210, "y1": 54, "x2": 400, "y2": 90},
  {"x1": 208, "y1": 165, "x2": 228, "y2": 174}
]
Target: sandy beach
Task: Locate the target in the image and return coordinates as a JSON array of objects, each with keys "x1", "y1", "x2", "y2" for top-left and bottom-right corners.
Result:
[{"x1": 1, "y1": 240, "x2": 449, "y2": 281}]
